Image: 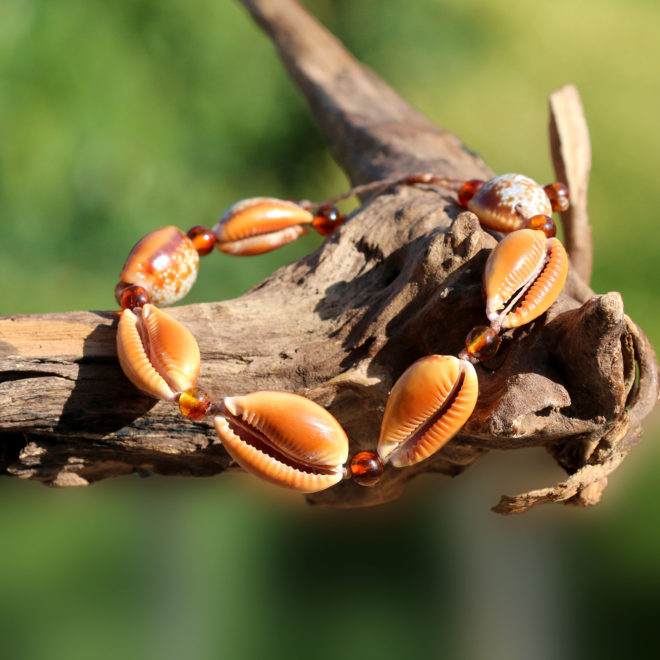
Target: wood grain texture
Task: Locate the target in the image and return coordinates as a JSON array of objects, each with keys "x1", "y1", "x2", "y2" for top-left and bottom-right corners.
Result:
[
  {"x1": 1, "y1": 0, "x2": 657, "y2": 512},
  {"x1": 550, "y1": 84, "x2": 593, "y2": 284}
]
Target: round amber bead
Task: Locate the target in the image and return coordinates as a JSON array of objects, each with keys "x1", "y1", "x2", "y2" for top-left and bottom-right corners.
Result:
[
  {"x1": 178, "y1": 387, "x2": 211, "y2": 420},
  {"x1": 543, "y1": 182, "x2": 570, "y2": 213},
  {"x1": 457, "y1": 179, "x2": 485, "y2": 207},
  {"x1": 350, "y1": 451, "x2": 384, "y2": 487},
  {"x1": 118, "y1": 284, "x2": 150, "y2": 310},
  {"x1": 527, "y1": 214, "x2": 556, "y2": 238},
  {"x1": 465, "y1": 325, "x2": 501, "y2": 361},
  {"x1": 187, "y1": 225, "x2": 216, "y2": 256},
  {"x1": 312, "y1": 205, "x2": 344, "y2": 236}
]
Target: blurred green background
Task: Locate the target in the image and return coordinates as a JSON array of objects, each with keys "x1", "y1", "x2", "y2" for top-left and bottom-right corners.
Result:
[{"x1": 1, "y1": 0, "x2": 659, "y2": 658}]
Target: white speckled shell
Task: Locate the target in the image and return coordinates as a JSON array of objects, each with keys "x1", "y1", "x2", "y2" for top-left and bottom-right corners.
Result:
[
  {"x1": 116, "y1": 304, "x2": 200, "y2": 401},
  {"x1": 214, "y1": 391, "x2": 349, "y2": 492},
  {"x1": 119, "y1": 226, "x2": 199, "y2": 306},
  {"x1": 468, "y1": 173, "x2": 552, "y2": 232},
  {"x1": 214, "y1": 197, "x2": 312, "y2": 256},
  {"x1": 377, "y1": 356, "x2": 478, "y2": 468}
]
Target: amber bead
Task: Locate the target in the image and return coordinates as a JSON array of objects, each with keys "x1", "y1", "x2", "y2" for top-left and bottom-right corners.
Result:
[
  {"x1": 179, "y1": 387, "x2": 211, "y2": 420},
  {"x1": 187, "y1": 225, "x2": 216, "y2": 256},
  {"x1": 312, "y1": 205, "x2": 344, "y2": 236},
  {"x1": 349, "y1": 451, "x2": 384, "y2": 487},
  {"x1": 118, "y1": 284, "x2": 150, "y2": 310},
  {"x1": 527, "y1": 214, "x2": 557, "y2": 238},
  {"x1": 465, "y1": 325, "x2": 501, "y2": 361},
  {"x1": 543, "y1": 182, "x2": 570, "y2": 213},
  {"x1": 457, "y1": 179, "x2": 485, "y2": 207}
]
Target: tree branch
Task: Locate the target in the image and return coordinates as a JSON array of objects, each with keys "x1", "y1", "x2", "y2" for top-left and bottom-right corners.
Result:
[
  {"x1": 239, "y1": 0, "x2": 490, "y2": 184},
  {"x1": 1, "y1": 0, "x2": 657, "y2": 513}
]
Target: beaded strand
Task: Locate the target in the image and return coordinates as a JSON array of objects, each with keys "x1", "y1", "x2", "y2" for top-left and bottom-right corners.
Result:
[{"x1": 114, "y1": 172, "x2": 570, "y2": 492}]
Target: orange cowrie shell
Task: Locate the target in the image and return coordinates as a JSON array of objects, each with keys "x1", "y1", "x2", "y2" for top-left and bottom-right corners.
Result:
[
  {"x1": 468, "y1": 173, "x2": 552, "y2": 233},
  {"x1": 117, "y1": 226, "x2": 199, "y2": 306},
  {"x1": 116, "y1": 303, "x2": 200, "y2": 401},
  {"x1": 377, "y1": 356, "x2": 478, "y2": 468},
  {"x1": 484, "y1": 228, "x2": 568, "y2": 330},
  {"x1": 213, "y1": 197, "x2": 313, "y2": 256},
  {"x1": 214, "y1": 391, "x2": 349, "y2": 493}
]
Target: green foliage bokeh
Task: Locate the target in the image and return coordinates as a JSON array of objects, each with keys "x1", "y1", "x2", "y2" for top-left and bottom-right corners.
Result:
[{"x1": 1, "y1": 1, "x2": 659, "y2": 658}]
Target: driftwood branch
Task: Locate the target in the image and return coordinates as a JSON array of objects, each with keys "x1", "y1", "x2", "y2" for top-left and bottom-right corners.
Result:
[
  {"x1": 550, "y1": 84, "x2": 593, "y2": 284},
  {"x1": 1, "y1": 0, "x2": 657, "y2": 513}
]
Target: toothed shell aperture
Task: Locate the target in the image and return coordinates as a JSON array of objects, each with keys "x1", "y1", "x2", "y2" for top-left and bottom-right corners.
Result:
[
  {"x1": 214, "y1": 391, "x2": 349, "y2": 492},
  {"x1": 116, "y1": 304, "x2": 200, "y2": 401},
  {"x1": 213, "y1": 198, "x2": 313, "y2": 256},
  {"x1": 483, "y1": 228, "x2": 568, "y2": 330},
  {"x1": 377, "y1": 355, "x2": 478, "y2": 468}
]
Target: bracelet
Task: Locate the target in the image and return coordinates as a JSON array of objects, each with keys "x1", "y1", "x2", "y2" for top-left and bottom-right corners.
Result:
[{"x1": 114, "y1": 172, "x2": 570, "y2": 493}]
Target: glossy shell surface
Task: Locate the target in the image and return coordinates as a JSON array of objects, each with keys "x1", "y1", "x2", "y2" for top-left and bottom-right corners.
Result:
[
  {"x1": 214, "y1": 391, "x2": 349, "y2": 492},
  {"x1": 377, "y1": 355, "x2": 478, "y2": 468},
  {"x1": 116, "y1": 304, "x2": 200, "y2": 401},
  {"x1": 484, "y1": 228, "x2": 568, "y2": 330},
  {"x1": 213, "y1": 197, "x2": 312, "y2": 256},
  {"x1": 119, "y1": 226, "x2": 199, "y2": 306},
  {"x1": 468, "y1": 173, "x2": 552, "y2": 232}
]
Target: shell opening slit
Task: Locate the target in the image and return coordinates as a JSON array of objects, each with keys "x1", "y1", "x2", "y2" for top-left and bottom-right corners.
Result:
[
  {"x1": 388, "y1": 370, "x2": 466, "y2": 464},
  {"x1": 134, "y1": 307, "x2": 179, "y2": 393},
  {"x1": 500, "y1": 238, "x2": 567, "y2": 329},
  {"x1": 222, "y1": 225, "x2": 307, "y2": 255},
  {"x1": 221, "y1": 413, "x2": 340, "y2": 477},
  {"x1": 499, "y1": 252, "x2": 549, "y2": 320}
]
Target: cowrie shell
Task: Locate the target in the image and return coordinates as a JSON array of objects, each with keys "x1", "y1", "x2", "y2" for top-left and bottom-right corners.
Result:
[
  {"x1": 468, "y1": 173, "x2": 552, "y2": 233},
  {"x1": 214, "y1": 391, "x2": 349, "y2": 493},
  {"x1": 117, "y1": 226, "x2": 199, "y2": 306},
  {"x1": 378, "y1": 356, "x2": 478, "y2": 468},
  {"x1": 116, "y1": 304, "x2": 200, "y2": 401},
  {"x1": 484, "y1": 228, "x2": 568, "y2": 330},
  {"x1": 213, "y1": 198, "x2": 312, "y2": 256}
]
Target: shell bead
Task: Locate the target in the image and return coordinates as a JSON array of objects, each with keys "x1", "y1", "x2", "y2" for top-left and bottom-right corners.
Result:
[
  {"x1": 311, "y1": 205, "x2": 345, "y2": 236},
  {"x1": 483, "y1": 228, "x2": 568, "y2": 330},
  {"x1": 543, "y1": 182, "x2": 570, "y2": 212},
  {"x1": 377, "y1": 356, "x2": 479, "y2": 468},
  {"x1": 119, "y1": 284, "x2": 150, "y2": 311},
  {"x1": 465, "y1": 325, "x2": 501, "y2": 361},
  {"x1": 457, "y1": 179, "x2": 485, "y2": 207},
  {"x1": 527, "y1": 214, "x2": 557, "y2": 238},
  {"x1": 350, "y1": 451, "x2": 384, "y2": 487},
  {"x1": 116, "y1": 304, "x2": 201, "y2": 401},
  {"x1": 179, "y1": 386, "x2": 211, "y2": 420},
  {"x1": 214, "y1": 391, "x2": 349, "y2": 493},
  {"x1": 213, "y1": 197, "x2": 313, "y2": 256},
  {"x1": 117, "y1": 226, "x2": 199, "y2": 307},
  {"x1": 187, "y1": 225, "x2": 216, "y2": 256},
  {"x1": 467, "y1": 173, "x2": 552, "y2": 233}
]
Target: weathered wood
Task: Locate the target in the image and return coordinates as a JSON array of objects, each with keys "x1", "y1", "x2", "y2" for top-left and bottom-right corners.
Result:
[
  {"x1": 1, "y1": 0, "x2": 657, "y2": 512},
  {"x1": 550, "y1": 84, "x2": 593, "y2": 284}
]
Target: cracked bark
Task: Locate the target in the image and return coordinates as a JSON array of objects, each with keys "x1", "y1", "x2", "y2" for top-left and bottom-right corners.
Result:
[{"x1": 0, "y1": 0, "x2": 657, "y2": 513}]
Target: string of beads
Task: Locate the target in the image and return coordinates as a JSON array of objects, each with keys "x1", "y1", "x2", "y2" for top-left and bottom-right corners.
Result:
[{"x1": 114, "y1": 173, "x2": 570, "y2": 493}]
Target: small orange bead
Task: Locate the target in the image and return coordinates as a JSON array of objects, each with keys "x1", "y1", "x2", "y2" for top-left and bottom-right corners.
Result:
[
  {"x1": 349, "y1": 451, "x2": 384, "y2": 487},
  {"x1": 543, "y1": 182, "x2": 570, "y2": 213},
  {"x1": 187, "y1": 225, "x2": 216, "y2": 256},
  {"x1": 527, "y1": 214, "x2": 557, "y2": 238},
  {"x1": 118, "y1": 284, "x2": 150, "y2": 310},
  {"x1": 457, "y1": 179, "x2": 485, "y2": 207},
  {"x1": 312, "y1": 205, "x2": 344, "y2": 236},
  {"x1": 178, "y1": 387, "x2": 211, "y2": 420},
  {"x1": 465, "y1": 325, "x2": 501, "y2": 361}
]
